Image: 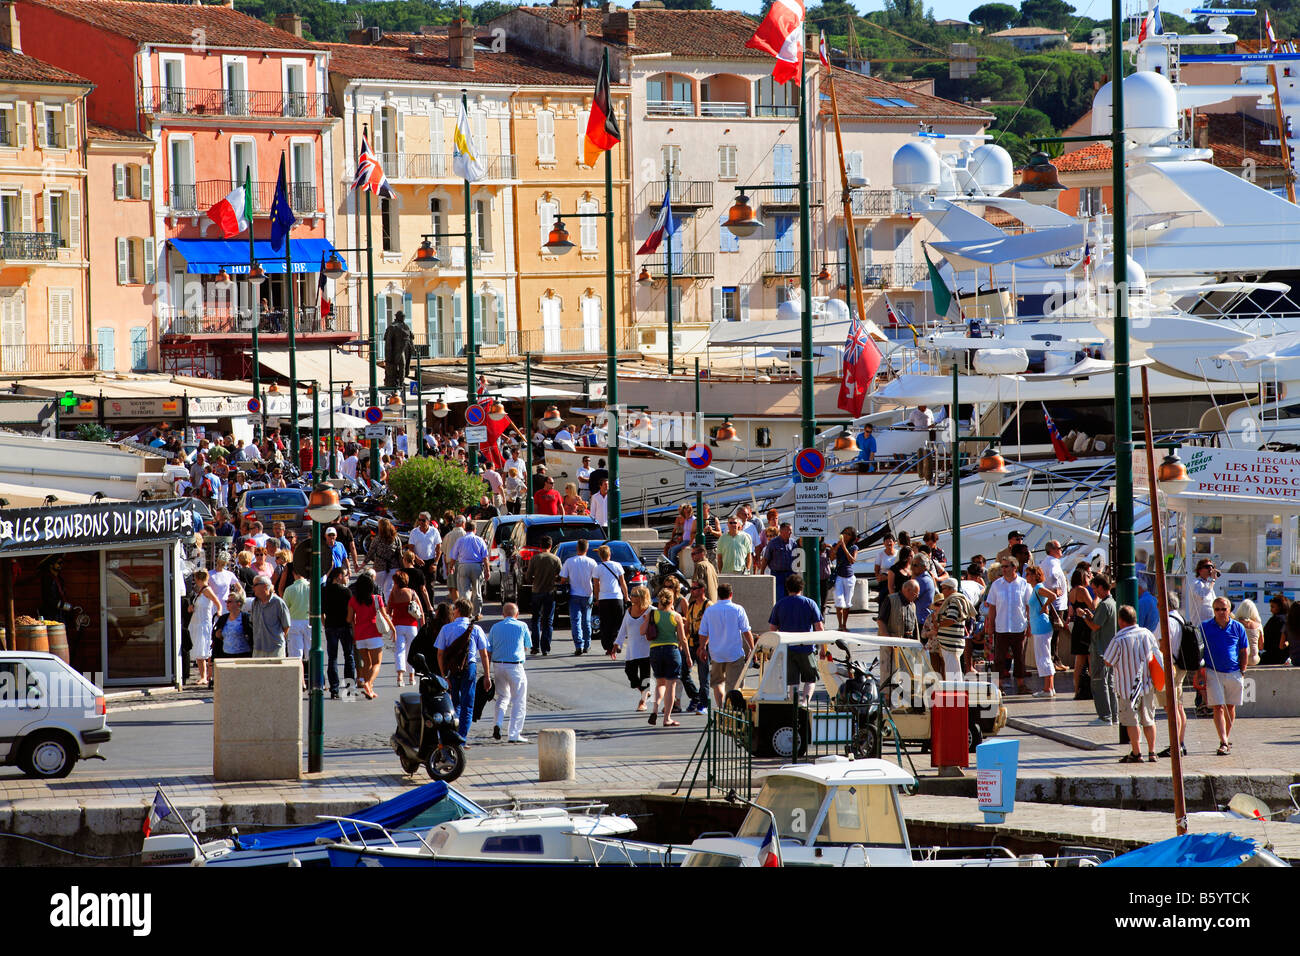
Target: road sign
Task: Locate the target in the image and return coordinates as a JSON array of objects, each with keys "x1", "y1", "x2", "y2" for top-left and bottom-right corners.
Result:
[
  {"x1": 247, "y1": 397, "x2": 261, "y2": 414},
  {"x1": 364, "y1": 423, "x2": 386, "y2": 440},
  {"x1": 684, "y1": 469, "x2": 716, "y2": 491},
  {"x1": 794, "y1": 481, "x2": 830, "y2": 538},
  {"x1": 465, "y1": 425, "x2": 489, "y2": 444},
  {"x1": 685, "y1": 443, "x2": 713, "y2": 470},
  {"x1": 465, "y1": 403, "x2": 486, "y2": 427},
  {"x1": 363, "y1": 405, "x2": 384, "y2": 425},
  {"x1": 794, "y1": 447, "x2": 826, "y2": 480}
]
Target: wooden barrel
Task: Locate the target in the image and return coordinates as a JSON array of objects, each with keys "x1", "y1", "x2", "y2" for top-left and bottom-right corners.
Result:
[
  {"x1": 46, "y1": 622, "x2": 69, "y2": 663},
  {"x1": 15, "y1": 623, "x2": 48, "y2": 653},
  {"x1": 0, "y1": 626, "x2": 5, "y2": 650}
]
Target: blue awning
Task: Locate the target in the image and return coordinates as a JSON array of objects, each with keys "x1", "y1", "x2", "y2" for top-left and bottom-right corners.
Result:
[{"x1": 169, "y1": 238, "x2": 345, "y2": 275}]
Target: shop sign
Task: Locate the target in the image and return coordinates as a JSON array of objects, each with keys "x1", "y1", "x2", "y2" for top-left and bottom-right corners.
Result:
[
  {"x1": 1137, "y1": 447, "x2": 1300, "y2": 501},
  {"x1": 0, "y1": 500, "x2": 197, "y2": 555},
  {"x1": 64, "y1": 397, "x2": 180, "y2": 421}
]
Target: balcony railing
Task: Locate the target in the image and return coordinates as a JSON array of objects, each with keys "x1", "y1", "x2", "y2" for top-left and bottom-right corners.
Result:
[
  {"x1": 641, "y1": 179, "x2": 714, "y2": 211},
  {"x1": 699, "y1": 100, "x2": 748, "y2": 117},
  {"x1": 835, "y1": 189, "x2": 912, "y2": 218},
  {"x1": 762, "y1": 250, "x2": 799, "y2": 276},
  {"x1": 643, "y1": 252, "x2": 714, "y2": 278},
  {"x1": 158, "y1": 305, "x2": 354, "y2": 337},
  {"x1": 172, "y1": 179, "x2": 320, "y2": 215},
  {"x1": 0, "y1": 232, "x2": 59, "y2": 261},
  {"x1": 0, "y1": 344, "x2": 97, "y2": 374},
  {"x1": 142, "y1": 86, "x2": 330, "y2": 119},
  {"x1": 863, "y1": 263, "x2": 928, "y2": 288},
  {"x1": 647, "y1": 99, "x2": 694, "y2": 116},
  {"x1": 756, "y1": 103, "x2": 798, "y2": 117},
  {"x1": 372, "y1": 151, "x2": 517, "y2": 180},
  {"x1": 507, "y1": 325, "x2": 637, "y2": 356},
  {"x1": 758, "y1": 181, "x2": 824, "y2": 209},
  {"x1": 426, "y1": 244, "x2": 484, "y2": 270}
]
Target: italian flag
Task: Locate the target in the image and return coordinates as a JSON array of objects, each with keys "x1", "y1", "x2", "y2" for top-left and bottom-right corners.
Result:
[{"x1": 208, "y1": 169, "x2": 253, "y2": 238}]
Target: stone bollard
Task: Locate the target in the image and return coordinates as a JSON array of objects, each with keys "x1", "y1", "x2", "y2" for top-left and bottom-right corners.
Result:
[
  {"x1": 213, "y1": 659, "x2": 303, "y2": 781},
  {"x1": 537, "y1": 728, "x2": 576, "y2": 782}
]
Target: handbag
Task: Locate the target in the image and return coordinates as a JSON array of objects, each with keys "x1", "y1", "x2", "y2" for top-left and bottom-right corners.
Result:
[{"x1": 374, "y1": 600, "x2": 394, "y2": 638}]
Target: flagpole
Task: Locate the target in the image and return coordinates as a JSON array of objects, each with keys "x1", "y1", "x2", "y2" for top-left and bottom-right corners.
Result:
[
  {"x1": 364, "y1": 124, "x2": 379, "y2": 483},
  {"x1": 665, "y1": 157, "x2": 674, "y2": 378},
  {"x1": 246, "y1": 166, "x2": 261, "y2": 442},
  {"x1": 286, "y1": 219, "x2": 299, "y2": 467},
  {"x1": 603, "y1": 56, "x2": 621, "y2": 540},
  {"x1": 797, "y1": 43, "x2": 819, "y2": 606},
  {"x1": 463, "y1": 90, "x2": 478, "y2": 477}
]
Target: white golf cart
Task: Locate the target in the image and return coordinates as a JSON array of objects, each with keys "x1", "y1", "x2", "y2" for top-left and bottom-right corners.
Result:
[{"x1": 724, "y1": 631, "x2": 1006, "y2": 759}]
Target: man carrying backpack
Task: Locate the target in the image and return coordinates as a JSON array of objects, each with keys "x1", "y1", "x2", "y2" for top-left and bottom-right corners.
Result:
[
  {"x1": 435, "y1": 599, "x2": 491, "y2": 745},
  {"x1": 1160, "y1": 592, "x2": 1201, "y2": 758}
]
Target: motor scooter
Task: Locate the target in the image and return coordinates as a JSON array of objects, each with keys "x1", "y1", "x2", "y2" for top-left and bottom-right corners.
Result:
[
  {"x1": 829, "y1": 639, "x2": 886, "y2": 759},
  {"x1": 391, "y1": 653, "x2": 467, "y2": 782}
]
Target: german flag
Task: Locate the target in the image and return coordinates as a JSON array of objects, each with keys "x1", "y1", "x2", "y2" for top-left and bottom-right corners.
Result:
[{"x1": 583, "y1": 55, "x2": 620, "y2": 167}]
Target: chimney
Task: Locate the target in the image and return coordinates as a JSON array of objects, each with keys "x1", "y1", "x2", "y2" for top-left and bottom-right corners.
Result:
[
  {"x1": 449, "y1": 18, "x2": 474, "y2": 70},
  {"x1": 604, "y1": 9, "x2": 635, "y2": 45},
  {"x1": 1194, "y1": 114, "x2": 1209, "y2": 150},
  {"x1": 0, "y1": 1, "x2": 22, "y2": 53},
  {"x1": 409, "y1": 39, "x2": 421, "y2": 54},
  {"x1": 275, "y1": 13, "x2": 303, "y2": 38},
  {"x1": 221, "y1": 0, "x2": 234, "y2": 8}
]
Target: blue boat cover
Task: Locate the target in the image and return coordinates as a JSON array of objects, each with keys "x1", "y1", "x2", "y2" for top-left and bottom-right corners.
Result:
[
  {"x1": 169, "y1": 238, "x2": 344, "y2": 274},
  {"x1": 1100, "y1": 832, "x2": 1260, "y2": 867},
  {"x1": 234, "y1": 781, "x2": 448, "y2": 851}
]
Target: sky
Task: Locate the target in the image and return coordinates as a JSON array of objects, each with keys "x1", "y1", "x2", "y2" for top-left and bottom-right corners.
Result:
[{"x1": 725, "y1": 0, "x2": 1006, "y2": 26}]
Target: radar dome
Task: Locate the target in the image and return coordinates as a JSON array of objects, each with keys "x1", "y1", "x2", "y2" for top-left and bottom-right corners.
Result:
[
  {"x1": 1090, "y1": 81, "x2": 1113, "y2": 137},
  {"x1": 776, "y1": 299, "x2": 802, "y2": 322},
  {"x1": 969, "y1": 143, "x2": 1013, "y2": 194},
  {"x1": 1090, "y1": 72, "x2": 1177, "y2": 145},
  {"x1": 821, "y1": 298, "x2": 850, "y2": 322},
  {"x1": 893, "y1": 141, "x2": 941, "y2": 195},
  {"x1": 1095, "y1": 256, "x2": 1148, "y2": 297}
]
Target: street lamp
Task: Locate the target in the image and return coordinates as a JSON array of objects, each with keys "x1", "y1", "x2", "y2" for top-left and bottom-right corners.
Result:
[
  {"x1": 540, "y1": 405, "x2": 563, "y2": 430},
  {"x1": 305, "y1": 480, "x2": 343, "y2": 773},
  {"x1": 430, "y1": 392, "x2": 449, "y2": 418},
  {"x1": 1157, "y1": 449, "x2": 1192, "y2": 497},
  {"x1": 722, "y1": 192, "x2": 762, "y2": 238},
  {"x1": 415, "y1": 236, "x2": 440, "y2": 270},
  {"x1": 543, "y1": 219, "x2": 576, "y2": 255}
]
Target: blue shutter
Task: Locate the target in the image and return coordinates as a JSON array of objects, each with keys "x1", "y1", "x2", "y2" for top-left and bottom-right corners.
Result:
[
  {"x1": 774, "y1": 145, "x2": 794, "y2": 203},
  {"x1": 452, "y1": 292, "x2": 463, "y2": 356},
  {"x1": 96, "y1": 328, "x2": 115, "y2": 371},
  {"x1": 774, "y1": 215, "x2": 794, "y2": 272},
  {"x1": 375, "y1": 296, "x2": 388, "y2": 360},
  {"x1": 129, "y1": 326, "x2": 148, "y2": 370},
  {"x1": 719, "y1": 211, "x2": 739, "y2": 252},
  {"x1": 472, "y1": 294, "x2": 484, "y2": 345}
]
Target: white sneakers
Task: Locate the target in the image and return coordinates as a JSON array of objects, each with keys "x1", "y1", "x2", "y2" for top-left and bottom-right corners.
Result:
[{"x1": 508, "y1": 736, "x2": 531, "y2": 744}]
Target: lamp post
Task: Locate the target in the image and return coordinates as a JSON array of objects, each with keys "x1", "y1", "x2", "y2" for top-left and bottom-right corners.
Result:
[
  {"x1": 525, "y1": 352, "x2": 534, "y2": 515},
  {"x1": 544, "y1": 194, "x2": 622, "y2": 538},
  {"x1": 305, "y1": 481, "x2": 343, "y2": 773},
  {"x1": 414, "y1": 346, "x2": 424, "y2": 456},
  {"x1": 695, "y1": 357, "x2": 704, "y2": 547},
  {"x1": 321, "y1": 245, "x2": 376, "y2": 479}
]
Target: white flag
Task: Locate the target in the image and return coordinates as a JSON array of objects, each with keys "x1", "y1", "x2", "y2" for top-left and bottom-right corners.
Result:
[{"x1": 453, "y1": 99, "x2": 486, "y2": 182}]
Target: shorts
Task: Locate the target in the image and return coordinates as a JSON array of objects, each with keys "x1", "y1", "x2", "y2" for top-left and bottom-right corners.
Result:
[
  {"x1": 709, "y1": 658, "x2": 746, "y2": 694},
  {"x1": 833, "y1": 575, "x2": 855, "y2": 609},
  {"x1": 1171, "y1": 666, "x2": 1186, "y2": 705},
  {"x1": 787, "y1": 649, "x2": 817, "y2": 685},
  {"x1": 287, "y1": 620, "x2": 310, "y2": 659},
  {"x1": 1118, "y1": 688, "x2": 1157, "y2": 727},
  {"x1": 649, "y1": 644, "x2": 682, "y2": 680},
  {"x1": 625, "y1": 657, "x2": 651, "y2": 690},
  {"x1": 1205, "y1": 668, "x2": 1244, "y2": 707},
  {"x1": 355, "y1": 636, "x2": 384, "y2": 651}
]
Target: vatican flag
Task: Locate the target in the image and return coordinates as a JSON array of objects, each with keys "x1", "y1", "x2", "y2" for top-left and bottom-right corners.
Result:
[{"x1": 453, "y1": 98, "x2": 486, "y2": 182}]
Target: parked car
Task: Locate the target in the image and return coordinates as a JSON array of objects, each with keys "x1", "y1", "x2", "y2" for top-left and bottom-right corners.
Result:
[
  {"x1": 500, "y1": 515, "x2": 607, "y2": 612},
  {"x1": 551, "y1": 539, "x2": 648, "y2": 606},
  {"x1": 236, "y1": 487, "x2": 309, "y2": 533},
  {"x1": 484, "y1": 514, "x2": 526, "y2": 598},
  {"x1": 0, "y1": 652, "x2": 110, "y2": 778}
]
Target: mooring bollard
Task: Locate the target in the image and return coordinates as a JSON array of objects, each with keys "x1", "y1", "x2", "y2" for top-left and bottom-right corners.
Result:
[{"x1": 538, "y1": 728, "x2": 576, "y2": 782}]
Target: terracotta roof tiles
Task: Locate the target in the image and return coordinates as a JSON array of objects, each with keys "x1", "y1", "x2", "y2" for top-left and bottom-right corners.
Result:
[
  {"x1": 87, "y1": 121, "x2": 150, "y2": 142},
  {"x1": 0, "y1": 48, "x2": 89, "y2": 85},
  {"x1": 321, "y1": 40, "x2": 605, "y2": 87},
  {"x1": 826, "y1": 66, "x2": 992, "y2": 120},
  {"x1": 24, "y1": 0, "x2": 317, "y2": 50}
]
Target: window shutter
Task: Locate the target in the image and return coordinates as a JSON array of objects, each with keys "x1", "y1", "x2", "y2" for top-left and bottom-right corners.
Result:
[
  {"x1": 117, "y1": 238, "x2": 129, "y2": 284},
  {"x1": 370, "y1": 106, "x2": 383, "y2": 152},
  {"x1": 712, "y1": 287, "x2": 723, "y2": 321},
  {"x1": 143, "y1": 237, "x2": 155, "y2": 284},
  {"x1": 67, "y1": 191, "x2": 80, "y2": 249},
  {"x1": 42, "y1": 191, "x2": 50, "y2": 233},
  {"x1": 496, "y1": 290, "x2": 506, "y2": 346},
  {"x1": 140, "y1": 163, "x2": 152, "y2": 200},
  {"x1": 577, "y1": 109, "x2": 590, "y2": 166},
  {"x1": 425, "y1": 292, "x2": 438, "y2": 355},
  {"x1": 402, "y1": 290, "x2": 412, "y2": 349},
  {"x1": 537, "y1": 110, "x2": 555, "y2": 163},
  {"x1": 471, "y1": 108, "x2": 486, "y2": 151},
  {"x1": 49, "y1": 289, "x2": 72, "y2": 348},
  {"x1": 114, "y1": 164, "x2": 127, "y2": 200},
  {"x1": 35, "y1": 102, "x2": 46, "y2": 147},
  {"x1": 395, "y1": 108, "x2": 406, "y2": 170},
  {"x1": 739, "y1": 285, "x2": 750, "y2": 320},
  {"x1": 20, "y1": 189, "x2": 32, "y2": 232},
  {"x1": 452, "y1": 291, "x2": 462, "y2": 355},
  {"x1": 130, "y1": 327, "x2": 148, "y2": 370},
  {"x1": 64, "y1": 104, "x2": 76, "y2": 152},
  {"x1": 428, "y1": 107, "x2": 444, "y2": 168},
  {"x1": 847, "y1": 151, "x2": 863, "y2": 179},
  {"x1": 13, "y1": 101, "x2": 25, "y2": 148}
]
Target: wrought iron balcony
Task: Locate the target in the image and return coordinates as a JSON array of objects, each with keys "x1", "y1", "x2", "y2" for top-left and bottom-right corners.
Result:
[
  {"x1": 142, "y1": 86, "x2": 330, "y2": 119},
  {"x1": 158, "y1": 304, "x2": 354, "y2": 337},
  {"x1": 641, "y1": 179, "x2": 714, "y2": 212},
  {"x1": 762, "y1": 250, "x2": 799, "y2": 276},
  {"x1": 0, "y1": 343, "x2": 97, "y2": 373},
  {"x1": 834, "y1": 189, "x2": 912, "y2": 218},
  {"x1": 758, "y1": 181, "x2": 824, "y2": 210},
  {"x1": 755, "y1": 103, "x2": 798, "y2": 118},
  {"x1": 172, "y1": 180, "x2": 320, "y2": 216},
  {"x1": 642, "y1": 252, "x2": 714, "y2": 278},
  {"x1": 0, "y1": 232, "x2": 59, "y2": 261},
  {"x1": 699, "y1": 100, "x2": 748, "y2": 117},
  {"x1": 373, "y1": 152, "x2": 517, "y2": 180}
]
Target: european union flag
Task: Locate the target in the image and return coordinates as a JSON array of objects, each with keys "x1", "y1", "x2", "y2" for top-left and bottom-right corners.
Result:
[{"x1": 269, "y1": 154, "x2": 297, "y2": 253}]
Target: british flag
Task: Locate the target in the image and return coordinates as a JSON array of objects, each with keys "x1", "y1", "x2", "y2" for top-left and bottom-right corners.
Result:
[
  {"x1": 1043, "y1": 403, "x2": 1076, "y2": 462},
  {"x1": 837, "y1": 312, "x2": 881, "y2": 417},
  {"x1": 351, "y1": 133, "x2": 394, "y2": 199}
]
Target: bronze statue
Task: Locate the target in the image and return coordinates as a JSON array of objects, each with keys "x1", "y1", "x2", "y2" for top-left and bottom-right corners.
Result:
[{"x1": 383, "y1": 310, "x2": 413, "y2": 390}]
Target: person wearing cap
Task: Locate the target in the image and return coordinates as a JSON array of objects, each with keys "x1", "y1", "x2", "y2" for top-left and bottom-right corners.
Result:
[
  {"x1": 930, "y1": 577, "x2": 976, "y2": 678},
  {"x1": 994, "y1": 530, "x2": 1025, "y2": 567},
  {"x1": 323, "y1": 527, "x2": 349, "y2": 572}
]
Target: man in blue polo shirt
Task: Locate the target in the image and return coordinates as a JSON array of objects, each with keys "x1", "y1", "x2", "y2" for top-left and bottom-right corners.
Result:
[
  {"x1": 769, "y1": 573, "x2": 824, "y2": 705},
  {"x1": 1200, "y1": 597, "x2": 1250, "y2": 756},
  {"x1": 487, "y1": 602, "x2": 533, "y2": 743}
]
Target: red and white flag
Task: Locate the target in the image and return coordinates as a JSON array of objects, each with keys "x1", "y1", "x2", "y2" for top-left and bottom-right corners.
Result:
[
  {"x1": 747, "y1": 0, "x2": 805, "y2": 85},
  {"x1": 837, "y1": 310, "x2": 882, "y2": 417},
  {"x1": 758, "y1": 818, "x2": 782, "y2": 867},
  {"x1": 1266, "y1": 10, "x2": 1278, "y2": 51},
  {"x1": 818, "y1": 29, "x2": 830, "y2": 68},
  {"x1": 206, "y1": 182, "x2": 249, "y2": 239}
]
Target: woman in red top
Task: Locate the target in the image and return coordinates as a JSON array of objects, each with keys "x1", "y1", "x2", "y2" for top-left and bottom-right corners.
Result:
[
  {"x1": 347, "y1": 572, "x2": 394, "y2": 699},
  {"x1": 389, "y1": 570, "x2": 424, "y2": 687},
  {"x1": 561, "y1": 483, "x2": 589, "y2": 515}
]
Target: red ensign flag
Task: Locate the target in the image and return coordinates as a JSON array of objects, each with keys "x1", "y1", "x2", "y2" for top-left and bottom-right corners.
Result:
[{"x1": 746, "y1": 0, "x2": 805, "y2": 84}]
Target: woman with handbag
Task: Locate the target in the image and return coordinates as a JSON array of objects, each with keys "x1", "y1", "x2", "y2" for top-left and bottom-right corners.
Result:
[
  {"x1": 610, "y1": 586, "x2": 653, "y2": 711},
  {"x1": 643, "y1": 588, "x2": 691, "y2": 727},
  {"x1": 389, "y1": 570, "x2": 425, "y2": 687},
  {"x1": 366, "y1": 517, "x2": 403, "y2": 600},
  {"x1": 213, "y1": 587, "x2": 252, "y2": 660},
  {"x1": 347, "y1": 571, "x2": 394, "y2": 700},
  {"x1": 1024, "y1": 565, "x2": 1059, "y2": 697},
  {"x1": 592, "y1": 544, "x2": 628, "y2": 653}
]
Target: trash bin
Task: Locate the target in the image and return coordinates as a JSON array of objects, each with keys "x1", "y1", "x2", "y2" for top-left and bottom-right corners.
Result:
[{"x1": 930, "y1": 681, "x2": 969, "y2": 771}]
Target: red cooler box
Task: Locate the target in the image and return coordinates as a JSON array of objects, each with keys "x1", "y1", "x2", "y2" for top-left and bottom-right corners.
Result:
[{"x1": 930, "y1": 682, "x2": 969, "y2": 769}]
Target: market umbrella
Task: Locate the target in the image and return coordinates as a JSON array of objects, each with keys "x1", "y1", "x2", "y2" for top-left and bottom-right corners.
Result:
[{"x1": 299, "y1": 412, "x2": 371, "y2": 429}]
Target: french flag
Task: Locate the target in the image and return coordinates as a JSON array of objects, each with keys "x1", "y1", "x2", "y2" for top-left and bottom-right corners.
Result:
[
  {"x1": 747, "y1": 0, "x2": 805, "y2": 85},
  {"x1": 1138, "y1": 4, "x2": 1161, "y2": 42},
  {"x1": 141, "y1": 790, "x2": 171, "y2": 837},
  {"x1": 758, "y1": 819, "x2": 781, "y2": 867},
  {"x1": 636, "y1": 188, "x2": 677, "y2": 256}
]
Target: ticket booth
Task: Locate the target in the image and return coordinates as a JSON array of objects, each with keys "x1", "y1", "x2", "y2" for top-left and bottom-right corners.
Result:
[{"x1": 0, "y1": 500, "x2": 196, "y2": 686}]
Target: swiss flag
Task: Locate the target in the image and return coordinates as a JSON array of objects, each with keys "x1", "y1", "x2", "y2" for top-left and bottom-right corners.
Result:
[{"x1": 747, "y1": 0, "x2": 805, "y2": 85}]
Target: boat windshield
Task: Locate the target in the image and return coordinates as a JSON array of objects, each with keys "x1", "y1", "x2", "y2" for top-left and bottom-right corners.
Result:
[
  {"x1": 814, "y1": 783, "x2": 905, "y2": 847},
  {"x1": 738, "y1": 777, "x2": 826, "y2": 841}
]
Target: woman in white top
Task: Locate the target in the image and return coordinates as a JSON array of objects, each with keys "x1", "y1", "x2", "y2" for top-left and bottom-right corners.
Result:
[
  {"x1": 593, "y1": 544, "x2": 629, "y2": 654},
  {"x1": 1233, "y1": 598, "x2": 1264, "y2": 667},
  {"x1": 207, "y1": 552, "x2": 238, "y2": 606},
  {"x1": 609, "y1": 586, "x2": 652, "y2": 711},
  {"x1": 188, "y1": 569, "x2": 221, "y2": 688}
]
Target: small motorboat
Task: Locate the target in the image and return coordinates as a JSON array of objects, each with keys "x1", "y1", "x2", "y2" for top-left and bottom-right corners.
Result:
[
  {"x1": 140, "y1": 781, "x2": 484, "y2": 867},
  {"x1": 1100, "y1": 832, "x2": 1290, "y2": 867}
]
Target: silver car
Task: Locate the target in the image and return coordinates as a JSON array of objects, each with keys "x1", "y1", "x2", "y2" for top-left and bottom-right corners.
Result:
[{"x1": 0, "y1": 652, "x2": 111, "y2": 778}]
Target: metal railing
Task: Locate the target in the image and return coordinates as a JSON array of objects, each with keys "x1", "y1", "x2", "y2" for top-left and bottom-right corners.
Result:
[
  {"x1": 372, "y1": 151, "x2": 517, "y2": 180},
  {"x1": 647, "y1": 98, "x2": 694, "y2": 116},
  {"x1": 762, "y1": 250, "x2": 799, "y2": 275},
  {"x1": 142, "y1": 86, "x2": 330, "y2": 119},
  {"x1": 758, "y1": 181, "x2": 824, "y2": 207},
  {"x1": 426, "y1": 244, "x2": 484, "y2": 270},
  {"x1": 504, "y1": 324, "x2": 637, "y2": 356},
  {"x1": 700, "y1": 100, "x2": 748, "y2": 117},
  {"x1": 158, "y1": 305, "x2": 353, "y2": 336},
  {"x1": 707, "y1": 707, "x2": 753, "y2": 799},
  {"x1": 0, "y1": 343, "x2": 97, "y2": 373},
  {"x1": 755, "y1": 103, "x2": 798, "y2": 117},
  {"x1": 642, "y1": 179, "x2": 714, "y2": 209},
  {"x1": 864, "y1": 263, "x2": 928, "y2": 287},
  {"x1": 643, "y1": 252, "x2": 714, "y2": 278},
  {"x1": 169, "y1": 183, "x2": 198, "y2": 213},
  {"x1": 0, "y1": 232, "x2": 59, "y2": 261},
  {"x1": 185, "y1": 179, "x2": 319, "y2": 215},
  {"x1": 834, "y1": 188, "x2": 912, "y2": 218}
]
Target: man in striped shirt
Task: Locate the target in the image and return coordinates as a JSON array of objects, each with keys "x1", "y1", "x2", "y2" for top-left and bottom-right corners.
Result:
[{"x1": 1103, "y1": 604, "x2": 1161, "y2": 763}]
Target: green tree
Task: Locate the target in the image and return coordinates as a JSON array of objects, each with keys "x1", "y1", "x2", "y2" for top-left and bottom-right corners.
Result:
[
  {"x1": 988, "y1": 103, "x2": 1053, "y2": 140},
  {"x1": 1017, "y1": 0, "x2": 1075, "y2": 29},
  {"x1": 75, "y1": 423, "x2": 111, "y2": 443},
  {"x1": 969, "y1": 2, "x2": 1018, "y2": 32},
  {"x1": 385, "y1": 457, "x2": 487, "y2": 523}
]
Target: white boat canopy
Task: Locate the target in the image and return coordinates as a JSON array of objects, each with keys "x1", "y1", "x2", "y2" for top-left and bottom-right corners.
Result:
[
  {"x1": 1213, "y1": 330, "x2": 1300, "y2": 365},
  {"x1": 708, "y1": 316, "x2": 888, "y2": 348},
  {"x1": 928, "y1": 224, "x2": 1086, "y2": 271}
]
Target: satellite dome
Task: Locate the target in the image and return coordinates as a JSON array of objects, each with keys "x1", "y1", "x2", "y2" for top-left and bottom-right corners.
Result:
[
  {"x1": 821, "y1": 298, "x2": 850, "y2": 322},
  {"x1": 893, "y1": 141, "x2": 941, "y2": 195},
  {"x1": 776, "y1": 299, "x2": 802, "y2": 322},
  {"x1": 1090, "y1": 72, "x2": 1177, "y2": 144},
  {"x1": 1095, "y1": 256, "x2": 1148, "y2": 297},
  {"x1": 969, "y1": 143, "x2": 1013, "y2": 194},
  {"x1": 1090, "y1": 81, "x2": 1113, "y2": 137}
]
